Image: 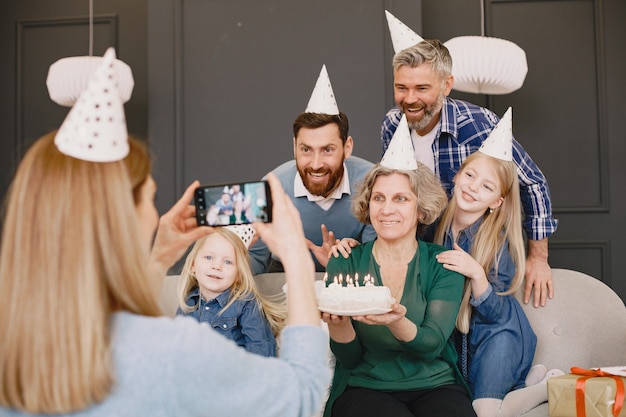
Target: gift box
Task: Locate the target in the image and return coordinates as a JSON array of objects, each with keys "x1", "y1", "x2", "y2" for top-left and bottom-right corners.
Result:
[{"x1": 548, "y1": 367, "x2": 626, "y2": 417}]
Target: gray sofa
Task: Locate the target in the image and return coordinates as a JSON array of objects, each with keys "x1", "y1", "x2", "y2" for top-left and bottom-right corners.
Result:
[{"x1": 160, "y1": 268, "x2": 626, "y2": 417}]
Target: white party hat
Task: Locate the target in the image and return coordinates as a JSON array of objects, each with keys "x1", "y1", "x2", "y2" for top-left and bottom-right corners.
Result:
[
  {"x1": 304, "y1": 65, "x2": 339, "y2": 115},
  {"x1": 380, "y1": 114, "x2": 417, "y2": 170},
  {"x1": 55, "y1": 47, "x2": 129, "y2": 162},
  {"x1": 478, "y1": 107, "x2": 513, "y2": 161},
  {"x1": 385, "y1": 10, "x2": 424, "y2": 54},
  {"x1": 225, "y1": 224, "x2": 256, "y2": 249}
]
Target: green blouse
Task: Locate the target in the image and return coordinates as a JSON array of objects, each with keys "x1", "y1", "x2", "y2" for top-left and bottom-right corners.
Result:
[{"x1": 323, "y1": 239, "x2": 467, "y2": 416}]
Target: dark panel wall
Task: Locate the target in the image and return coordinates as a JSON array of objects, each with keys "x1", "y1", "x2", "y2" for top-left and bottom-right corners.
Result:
[
  {"x1": 0, "y1": 0, "x2": 147, "y2": 198},
  {"x1": 488, "y1": 0, "x2": 613, "y2": 284},
  {"x1": 421, "y1": 0, "x2": 626, "y2": 298},
  {"x1": 148, "y1": 0, "x2": 422, "y2": 207},
  {"x1": 491, "y1": 1, "x2": 603, "y2": 209}
]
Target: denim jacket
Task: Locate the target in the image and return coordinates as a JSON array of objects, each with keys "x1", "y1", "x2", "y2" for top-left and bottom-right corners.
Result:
[
  {"x1": 443, "y1": 216, "x2": 537, "y2": 398},
  {"x1": 177, "y1": 287, "x2": 277, "y2": 357}
]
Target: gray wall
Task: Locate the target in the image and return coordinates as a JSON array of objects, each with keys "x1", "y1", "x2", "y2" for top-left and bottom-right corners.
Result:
[
  {"x1": 1, "y1": 0, "x2": 625, "y2": 303},
  {"x1": 0, "y1": 0, "x2": 147, "y2": 175},
  {"x1": 147, "y1": 0, "x2": 422, "y2": 206}
]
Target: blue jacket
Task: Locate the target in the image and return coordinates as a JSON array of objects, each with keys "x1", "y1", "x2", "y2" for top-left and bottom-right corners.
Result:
[
  {"x1": 442, "y1": 218, "x2": 537, "y2": 399},
  {"x1": 177, "y1": 287, "x2": 277, "y2": 357}
]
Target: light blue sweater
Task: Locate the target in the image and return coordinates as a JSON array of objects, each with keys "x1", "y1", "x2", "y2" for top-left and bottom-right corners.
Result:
[
  {"x1": 0, "y1": 312, "x2": 331, "y2": 417},
  {"x1": 249, "y1": 156, "x2": 377, "y2": 274}
]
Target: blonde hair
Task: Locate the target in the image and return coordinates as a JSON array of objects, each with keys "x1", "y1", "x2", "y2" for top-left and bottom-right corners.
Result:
[
  {"x1": 125, "y1": 137, "x2": 152, "y2": 204},
  {"x1": 0, "y1": 132, "x2": 161, "y2": 413},
  {"x1": 352, "y1": 163, "x2": 448, "y2": 235},
  {"x1": 434, "y1": 152, "x2": 525, "y2": 333},
  {"x1": 177, "y1": 228, "x2": 287, "y2": 337}
]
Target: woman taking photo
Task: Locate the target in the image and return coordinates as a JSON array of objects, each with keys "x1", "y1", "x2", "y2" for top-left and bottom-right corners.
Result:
[
  {"x1": 0, "y1": 48, "x2": 330, "y2": 417},
  {"x1": 322, "y1": 116, "x2": 476, "y2": 417}
]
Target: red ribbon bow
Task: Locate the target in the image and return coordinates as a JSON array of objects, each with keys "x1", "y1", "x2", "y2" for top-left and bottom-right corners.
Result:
[{"x1": 570, "y1": 367, "x2": 625, "y2": 417}]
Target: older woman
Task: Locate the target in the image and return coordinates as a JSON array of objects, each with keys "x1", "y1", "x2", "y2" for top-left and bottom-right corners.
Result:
[{"x1": 322, "y1": 162, "x2": 476, "y2": 417}]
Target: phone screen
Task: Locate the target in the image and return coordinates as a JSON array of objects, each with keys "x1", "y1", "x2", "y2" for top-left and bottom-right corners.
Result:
[{"x1": 195, "y1": 180, "x2": 272, "y2": 227}]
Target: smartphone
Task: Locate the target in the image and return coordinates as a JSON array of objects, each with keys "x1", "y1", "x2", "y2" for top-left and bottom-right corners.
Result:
[{"x1": 194, "y1": 180, "x2": 272, "y2": 227}]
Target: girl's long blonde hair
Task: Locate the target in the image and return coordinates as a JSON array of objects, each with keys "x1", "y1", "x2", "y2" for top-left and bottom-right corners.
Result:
[
  {"x1": 177, "y1": 228, "x2": 287, "y2": 337},
  {"x1": 0, "y1": 132, "x2": 160, "y2": 413},
  {"x1": 434, "y1": 152, "x2": 525, "y2": 334}
]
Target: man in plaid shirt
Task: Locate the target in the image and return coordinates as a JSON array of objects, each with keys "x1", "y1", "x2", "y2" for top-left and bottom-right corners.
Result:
[{"x1": 381, "y1": 39, "x2": 558, "y2": 308}]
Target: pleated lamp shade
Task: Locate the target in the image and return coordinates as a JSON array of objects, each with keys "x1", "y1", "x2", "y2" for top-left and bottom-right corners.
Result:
[
  {"x1": 444, "y1": 36, "x2": 528, "y2": 95},
  {"x1": 47, "y1": 54, "x2": 134, "y2": 107}
]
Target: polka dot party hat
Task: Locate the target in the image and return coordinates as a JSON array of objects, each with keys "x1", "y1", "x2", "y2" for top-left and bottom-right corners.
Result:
[
  {"x1": 225, "y1": 224, "x2": 256, "y2": 249},
  {"x1": 385, "y1": 10, "x2": 424, "y2": 54},
  {"x1": 304, "y1": 64, "x2": 340, "y2": 115},
  {"x1": 54, "y1": 47, "x2": 129, "y2": 162},
  {"x1": 478, "y1": 107, "x2": 513, "y2": 161},
  {"x1": 380, "y1": 114, "x2": 418, "y2": 170}
]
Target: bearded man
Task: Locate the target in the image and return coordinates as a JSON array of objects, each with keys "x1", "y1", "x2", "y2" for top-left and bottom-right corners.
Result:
[
  {"x1": 249, "y1": 66, "x2": 376, "y2": 274},
  {"x1": 248, "y1": 110, "x2": 376, "y2": 274}
]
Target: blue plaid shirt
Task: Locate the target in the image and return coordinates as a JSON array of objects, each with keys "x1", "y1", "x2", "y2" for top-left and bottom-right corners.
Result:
[{"x1": 381, "y1": 98, "x2": 558, "y2": 240}]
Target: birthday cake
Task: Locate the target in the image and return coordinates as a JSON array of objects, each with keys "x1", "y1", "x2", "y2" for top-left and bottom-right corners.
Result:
[{"x1": 316, "y1": 274, "x2": 395, "y2": 314}]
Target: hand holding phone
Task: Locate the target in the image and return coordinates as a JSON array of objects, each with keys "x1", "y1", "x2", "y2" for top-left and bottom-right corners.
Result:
[{"x1": 194, "y1": 180, "x2": 272, "y2": 227}]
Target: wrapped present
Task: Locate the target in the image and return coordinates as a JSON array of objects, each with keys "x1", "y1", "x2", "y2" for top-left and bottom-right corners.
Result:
[{"x1": 548, "y1": 367, "x2": 626, "y2": 417}]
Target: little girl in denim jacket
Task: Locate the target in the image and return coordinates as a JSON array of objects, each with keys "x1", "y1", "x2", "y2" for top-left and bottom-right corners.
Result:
[
  {"x1": 177, "y1": 225, "x2": 286, "y2": 357},
  {"x1": 434, "y1": 109, "x2": 562, "y2": 417}
]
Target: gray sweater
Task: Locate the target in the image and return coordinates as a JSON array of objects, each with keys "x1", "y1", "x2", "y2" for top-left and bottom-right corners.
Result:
[{"x1": 249, "y1": 156, "x2": 376, "y2": 274}]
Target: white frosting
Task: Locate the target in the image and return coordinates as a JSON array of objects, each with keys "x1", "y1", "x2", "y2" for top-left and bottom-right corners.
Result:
[{"x1": 317, "y1": 282, "x2": 395, "y2": 312}]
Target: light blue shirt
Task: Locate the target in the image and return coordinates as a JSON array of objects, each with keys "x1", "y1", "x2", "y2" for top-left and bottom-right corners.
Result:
[{"x1": 0, "y1": 312, "x2": 331, "y2": 417}]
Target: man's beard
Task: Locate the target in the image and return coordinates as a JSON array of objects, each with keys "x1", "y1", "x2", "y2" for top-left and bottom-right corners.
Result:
[
  {"x1": 298, "y1": 162, "x2": 345, "y2": 197},
  {"x1": 404, "y1": 92, "x2": 444, "y2": 133}
]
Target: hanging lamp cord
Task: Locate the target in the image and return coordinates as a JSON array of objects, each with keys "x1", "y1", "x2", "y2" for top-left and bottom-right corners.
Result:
[
  {"x1": 89, "y1": 0, "x2": 93, "y2": 56},
  {"x1": 480, "y1": 0, "x2": 485, "y2": 37}
]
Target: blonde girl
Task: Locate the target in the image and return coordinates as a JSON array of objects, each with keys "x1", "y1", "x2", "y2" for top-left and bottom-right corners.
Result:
[
  {"x1": 177, "y1": 228, "x2": 286, "y2": 357},
  {"x1": 435, "y1": 151, "x2": 560, "y2": 417}
]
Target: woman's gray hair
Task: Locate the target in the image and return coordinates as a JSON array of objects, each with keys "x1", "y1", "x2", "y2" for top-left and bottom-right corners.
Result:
[{"x1": 352, "y1": 162, "x2": 448, "y2": 230}]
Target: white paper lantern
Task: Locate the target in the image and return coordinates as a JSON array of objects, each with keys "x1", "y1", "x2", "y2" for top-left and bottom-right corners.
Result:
[
  {"x1": 46, "y1": 55, "x2": 134, "y2": 107},
  {"x1": 444, "y1": 36, "x2": 528, "y2": 95}
]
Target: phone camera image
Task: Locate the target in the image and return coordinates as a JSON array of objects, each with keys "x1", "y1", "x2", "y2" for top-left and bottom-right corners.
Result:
[{"x1": 195, "y1": 181, "x2": 272, "y2": 227}]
